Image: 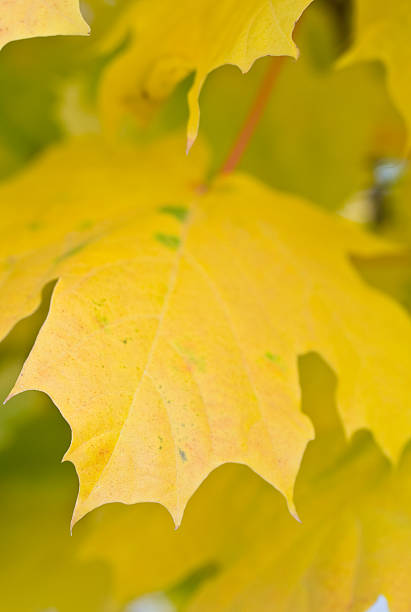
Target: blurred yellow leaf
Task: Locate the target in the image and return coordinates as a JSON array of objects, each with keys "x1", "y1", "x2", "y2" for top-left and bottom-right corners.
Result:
[
  {"x1": 342, "y1": 0, "x2": 411, "y2": 145},
  {"x1": 2, "y1": 135, "x2": 411, "y2": 528},
  {"x1": 80, "y1": 354, "x2": 411, "y2": 612},
  {"x1": 0, "y1": 0, "x2": 134, "y2": 181},
  {"x1": 0, "y1": 0, "x2": 89, "y2": 50},
  {"x1": 98, "y1": 0, "x2": 314, "y2": 148}
]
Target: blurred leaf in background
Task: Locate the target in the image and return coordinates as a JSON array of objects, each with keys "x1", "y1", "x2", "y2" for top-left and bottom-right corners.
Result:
[
  {"x1": 0, "y1": 0, "x2": 131, "y2": 179},
  {"x1": 198, "y1": 1, "x2": 405, "y2": 210},
  {"x1": 97, "y1": 0, "x2": 315, "y2": 147},
  {"x1": 96, "y1": 2, "x2": 405, "y2": 211},
  {"x1": 341, "y1": 0, "x2": 411, "y2": 142}
]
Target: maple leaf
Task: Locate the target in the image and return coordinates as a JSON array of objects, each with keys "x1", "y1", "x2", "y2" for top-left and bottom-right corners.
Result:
[
  {"x1": 0, "y1": 0, "x2": 89, "y2": 50},
  {"x1": 341, "y1": 0, "x2": 411, "y2": 144},
  {"x1": 80, "y1": 354, "x2": 411, "y2": 612},
  {"x1": 98, "y1": 0, "x2": 314, "y2": 149},
  {"x1": 2, "y1": 135, "x2": 411, "y2": 527}
]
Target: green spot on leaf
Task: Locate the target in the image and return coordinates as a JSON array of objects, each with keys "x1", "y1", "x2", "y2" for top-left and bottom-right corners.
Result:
[
  {"x1": 179, "y1": 448, "x2": 187, "y2": 462},
  {"x1": 78, "y1": 219, "x2": 94, "y2": 231},
  {"x1": 27, "y1": 221, "x2": 42, "y2": 231},
  {"x1": 265, "y1": 352, "x2": 282, "y2": 364},
  {"x1": 159, "y1": 205, "x2": 188, "y2": 222},
  {"x1": 95, "y1": 311, "x2": 109, "y2": 328},
  {"x1": 173, "y1": 342, "x2": 206, "y2": 372},
  {"x1": 155, "y1": 233, "x2": 181, "y2": 250}
]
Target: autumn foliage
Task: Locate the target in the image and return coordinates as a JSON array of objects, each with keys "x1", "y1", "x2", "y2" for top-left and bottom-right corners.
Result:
[{"x1": 0, "y1": 0, "x2": 410, "y2": 610}]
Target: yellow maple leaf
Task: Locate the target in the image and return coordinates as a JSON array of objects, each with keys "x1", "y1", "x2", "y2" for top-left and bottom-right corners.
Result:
[
  {"x1": 0, "y1": 0, "x2": 89, "y2": 50},
  {"x1": 2, "y1": 135, "x2": 411, "y2": 527},
  {"x1": 80, "y1": 355, "x2": 411, "y2": 612},
  {"x1": 98, "y1": 0, "x2": 314, "y2": 149},
  {"x1": 342, "y1": 0, "x2": 411, "y2": 145}
]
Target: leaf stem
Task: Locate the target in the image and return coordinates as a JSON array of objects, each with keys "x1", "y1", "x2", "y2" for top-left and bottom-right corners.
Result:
[{"x1": 220, "y1": 55, "x2": 285, "y2": 175}]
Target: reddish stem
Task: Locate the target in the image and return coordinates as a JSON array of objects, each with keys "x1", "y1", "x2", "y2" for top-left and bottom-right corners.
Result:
[{"x1": 220, "y1": 55, "x2": 285, "y2": 175}]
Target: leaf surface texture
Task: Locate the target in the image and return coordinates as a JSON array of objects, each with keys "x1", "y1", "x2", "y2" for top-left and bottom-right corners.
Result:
[{"x1": 2, "y1": 136, "x2": 411, "y2": 524}]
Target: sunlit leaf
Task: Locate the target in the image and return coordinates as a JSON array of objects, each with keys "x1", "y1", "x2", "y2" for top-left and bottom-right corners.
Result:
[{"x1": 0, "y1": 135, "x2": 410, "y2": 527}]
